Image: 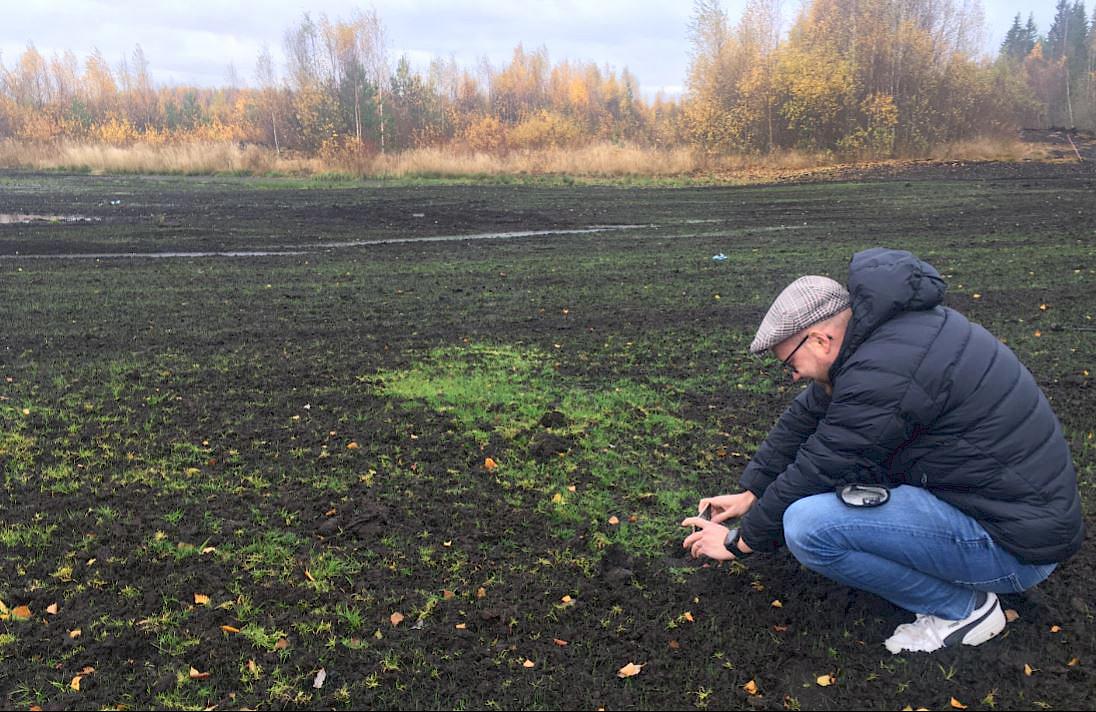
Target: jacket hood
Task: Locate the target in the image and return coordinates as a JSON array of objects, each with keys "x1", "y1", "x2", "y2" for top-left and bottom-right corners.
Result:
[{"x1": 833, "y1": 248, "x2": 947, "y2": 374}]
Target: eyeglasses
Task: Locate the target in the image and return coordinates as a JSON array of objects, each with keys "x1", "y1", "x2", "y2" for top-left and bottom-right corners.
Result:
[{"x1": 780, "y1": 335, "x2": 810, "y2": 374}]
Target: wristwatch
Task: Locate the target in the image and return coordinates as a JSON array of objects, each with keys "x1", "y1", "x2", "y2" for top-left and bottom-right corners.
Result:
[{"x1": 724, "y1": 527, "x2": 753, "y2": 559}]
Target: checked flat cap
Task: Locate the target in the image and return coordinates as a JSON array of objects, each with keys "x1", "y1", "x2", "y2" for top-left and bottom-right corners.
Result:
[{"x1": 749, "y1": 275, "x2": 850, "y2": 354}]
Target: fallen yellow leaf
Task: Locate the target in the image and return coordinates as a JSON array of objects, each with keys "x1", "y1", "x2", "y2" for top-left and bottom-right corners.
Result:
[
  {"x1": 816, "y1": 674, "x2": 834, "y2": 686},
  {"x1": 484, "y1": 457, "x2": 498, "y2": 471},
  {"x1": 304, "y1": 569, "x2": 316, "y2": 582},
  {"x1": 617, "y1": 662, "x2": 644, "y2": 678},
  {"x1": 608, "y1": 515, "x2": 620, "y2": 526},
  {"x1": 950, "y1": 697, "x2": 968, "y2": 709},
  {"x1": 347, "y1": 441, "x2": 359, "y2": 450},
  {"x1": 45, "y1": 603, "x2": 59, "y2": 615},
  {"x1": 771, "y1": 599, "x2": 783, "y2": 608},
  {"x1": 1004, "y1": 608, "x2": 1020, "y2": 623},
  {"x1": 523, "y1": 659, "x2": 535, "y2": 668},
  {"x1": 12, "y1": 605, "x2": 31, "y2": 620},
  {"x1": 193, "y1": 593, "x2": 210, "y2": 606},
  {"x1": 70, "y1": 675, "x2": 83, "y2": 691},
  {"x1": 221, "y1": 625, "x2": 241, "y2": 634},
  {"x1": 1068, "y1": 657, "x2": 1080, "y2": 666},
  {"x1": 683, "y1": 611, "x2": 694, "y2": 622},
  {"x1": 1024, "y1": 663, "x2": 1035, "y2": 676},
  {"x1": 274, "y1": 637, "x2": 289, "y2": 650},
  {"x1": 553, "y1": 638, "x2": 568, "y2": 646},
  {"x1": 455, "y1": 623, "x2": 467, "y2": 629},
  {"x1": 69, "y1": 629, "x2": 81, "y2": 639},
  {"x1": 743, "y1": 679, "x2": 759, "y2": 695},
  {"x1": 189, "y1": 667, "x2": 211, "y2": 680},
  {"x1": 1050, "y1": 625, "x2": 1062, "y2": 633},
  {"x1": 442, "y1": 589, "x2": 455, "y2": 600},
  {"x1": 567, "y1": 485, "x2": 576, "y2": 492},
  {"x1": 476, "y1": 587, "x2": 487, "y2": 599},
  {"x1": 247, "y1": 659, "x2": 258, "y2": 675},
  {"x1": 390, "y1": 611, "x2": 405, "y2": 626}
]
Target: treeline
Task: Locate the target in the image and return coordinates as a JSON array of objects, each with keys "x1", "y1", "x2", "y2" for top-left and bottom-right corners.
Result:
[
  {"x1": 0, "y1": 9, "x2": 680, "y2": 159},
  {"x1": 1000, "y1": 1, "x2": 1096, "y2": 129},
  {"x1": 0, "y1": 2, "x2": 1094, "y2": 164},
  {"x1": 685, "y1": 0, "x2": 1096, "y2": 156}
]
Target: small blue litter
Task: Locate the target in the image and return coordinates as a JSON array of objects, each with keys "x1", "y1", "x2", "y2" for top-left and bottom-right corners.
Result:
[{"x1": 712, "y1": 253, "x2": 728, "y2": 261}]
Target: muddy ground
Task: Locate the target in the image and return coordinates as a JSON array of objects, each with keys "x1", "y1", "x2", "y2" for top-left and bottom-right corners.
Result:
[{"x1": 0, "y1": 158, "x2": 1093, "y2": 710}]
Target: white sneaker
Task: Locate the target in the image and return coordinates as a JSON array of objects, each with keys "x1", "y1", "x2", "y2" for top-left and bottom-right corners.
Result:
[{"x1": 884, "y1": 592, "x2": 1006, "y2": 654}]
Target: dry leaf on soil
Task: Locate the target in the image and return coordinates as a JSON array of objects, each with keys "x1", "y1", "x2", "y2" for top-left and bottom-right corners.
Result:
[
  {"x1": 390, "y1": 611, "x2": 405, "y2": 626},
  {"x1": 523, "y1": 659, "x2": 535, "y2": 668},
  {"x1": 950, "y1": 697, "x2": 968, "y2": 710},
  {"x1": 45, "y1": 603, "x2": 59, "y2": 615},
  {"x1": 313, "y1": 668, "x2": 327, "y2": 688},
  {"x1": 189, "y1": 667, "x2": 211, "y2": 680},
  {"x1": 1004, "y1": 608, "x2": 1020, "y2": 622},
  {"x1": 484, "y1": 457, "x2": 498, "y2": 471},
  {"x1": 193, "y1": 593, "x2": 210, "y2": 606},
  {"x1": 743, "y1": 679, "x2": 759, "y2": 695},
  {"x1": 816, "y1": 674, "x2": 834, "y2": 686},
  {"x1": 617, "y1": 662, "x2": 644, "y2": 678}
]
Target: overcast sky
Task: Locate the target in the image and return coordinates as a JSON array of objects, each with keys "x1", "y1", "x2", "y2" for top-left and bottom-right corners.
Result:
[{"x1": 0, "y1": 1, "x2": 1064, "y2": 100}]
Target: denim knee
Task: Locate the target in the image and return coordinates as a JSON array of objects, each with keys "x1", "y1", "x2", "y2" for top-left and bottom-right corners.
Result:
[{"x1": 782, "y1": 494, "x2": 835, "y2": 566}]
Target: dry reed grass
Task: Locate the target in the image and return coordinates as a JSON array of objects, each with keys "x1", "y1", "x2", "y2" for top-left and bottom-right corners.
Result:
[
  {"x1": 0, "y1": 139, "x2": 320, "y2": 175},
  {"x1": 928, "y1": 137, "x2": 1051, "y2": 161},
  {"x1": 0, "y1": 138, "x2": 1052, "y2": 181}
]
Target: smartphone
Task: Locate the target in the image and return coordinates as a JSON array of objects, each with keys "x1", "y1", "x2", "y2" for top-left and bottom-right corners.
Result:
[{"x1": 700, "y1": 503, "x2": 712, "y2": 521}]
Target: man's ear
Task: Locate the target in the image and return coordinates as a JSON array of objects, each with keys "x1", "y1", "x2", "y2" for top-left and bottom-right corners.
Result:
[{"x1": 809, "y1": 329, "x2": 833, "y2": 354}]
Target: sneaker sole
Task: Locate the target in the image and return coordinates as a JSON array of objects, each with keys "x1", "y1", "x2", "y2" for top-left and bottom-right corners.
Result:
[{"x1": 943, "y1": 594, "x2": 1006, "y2": 647}]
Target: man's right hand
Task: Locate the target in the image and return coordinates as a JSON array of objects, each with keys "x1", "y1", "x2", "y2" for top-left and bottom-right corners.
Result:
[{"x1": 697, "y1": 491, "x2": 757, "y2": 524}]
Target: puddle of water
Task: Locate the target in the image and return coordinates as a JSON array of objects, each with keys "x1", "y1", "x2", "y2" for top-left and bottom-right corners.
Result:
[
  {"x1": 0, "y1": 224, "x2": 655, "y2": 260},
  {"x1": 313, "y1": 225, "x2": 654, "y2": 249},
  {"x1": 0, "y1": 250, "x2": 308, "y2": 260},
  {"x1": 0, "y1": 213, "x2": 101, "y2": 224}
]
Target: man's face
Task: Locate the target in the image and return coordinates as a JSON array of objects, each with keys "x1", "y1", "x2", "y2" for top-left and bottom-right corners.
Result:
[{"x1": 773, "y1": 331, "x2": 833, "y2": 384}]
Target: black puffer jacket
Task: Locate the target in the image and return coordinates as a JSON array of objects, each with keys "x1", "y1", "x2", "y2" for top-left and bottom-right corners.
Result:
[{"x1": 739, "y1": 248, "x2": 1083, "y2": 565}]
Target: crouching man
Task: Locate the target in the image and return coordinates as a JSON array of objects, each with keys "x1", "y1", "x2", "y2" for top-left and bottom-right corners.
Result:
[{"x1": 682, "y1": 247, "x2": 1083, "y2": 654}]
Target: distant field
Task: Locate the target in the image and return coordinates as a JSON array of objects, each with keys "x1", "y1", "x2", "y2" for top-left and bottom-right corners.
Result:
[{"x1": 0, "y1": 164, "x2": 1093, "y2": 710}]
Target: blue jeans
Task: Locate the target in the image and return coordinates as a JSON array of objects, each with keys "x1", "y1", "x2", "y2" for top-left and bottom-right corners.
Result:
[{"x1": 783, "y1": 485, "x2": 1057, "y2": 620}]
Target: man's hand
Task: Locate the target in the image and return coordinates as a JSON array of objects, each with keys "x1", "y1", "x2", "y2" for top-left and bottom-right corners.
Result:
[
  {"x1": 697, "y1": 491, "x2": 757, "y2": 524},
  {"x1": 681, "y1": 519, "x2": 735, "y2": 560}
]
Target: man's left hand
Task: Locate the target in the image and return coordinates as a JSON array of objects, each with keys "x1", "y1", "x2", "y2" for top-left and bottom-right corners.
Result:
[{"x1": 681, "y1": 518, "x2": 736, "y2": 560}]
